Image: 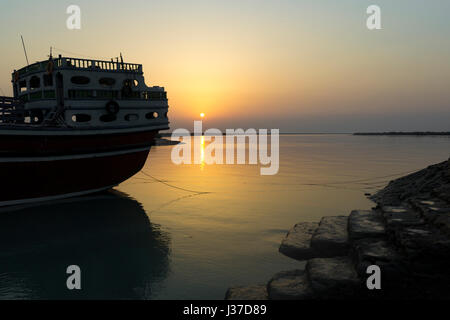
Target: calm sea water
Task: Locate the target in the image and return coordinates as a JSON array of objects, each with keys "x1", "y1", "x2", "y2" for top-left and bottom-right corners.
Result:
[{"x1": 1, "y1": 134, "x2": 450, "y2": 299}]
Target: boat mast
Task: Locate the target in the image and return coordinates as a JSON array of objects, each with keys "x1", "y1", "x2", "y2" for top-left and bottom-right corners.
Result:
[{"x1": 20, "y1": 35, "x2": 30, "y2": 66}]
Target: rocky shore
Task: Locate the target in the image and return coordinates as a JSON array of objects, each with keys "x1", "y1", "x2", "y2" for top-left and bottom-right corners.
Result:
[{"x1": 225, "y1": 159, "x2": 450, "y2": 300}]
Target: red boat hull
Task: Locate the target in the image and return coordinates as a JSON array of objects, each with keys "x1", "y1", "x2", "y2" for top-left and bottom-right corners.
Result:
[
  {"x1": 0, "y1": 147, "x2": 151, "y2": 206},
  {"x1": 0, "y1": 128, "x2": 158, "y2": 156},
  {"x1": 0, "y1": 129, "x2": 160, "y2": 206}
]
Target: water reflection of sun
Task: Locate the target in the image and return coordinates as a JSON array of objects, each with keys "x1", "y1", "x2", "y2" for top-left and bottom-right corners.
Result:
[{"x1": 200, "y1": 135, "x2": 205, "y2": 170}]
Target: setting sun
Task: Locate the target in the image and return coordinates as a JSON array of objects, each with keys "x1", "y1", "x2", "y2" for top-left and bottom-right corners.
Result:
[{"x1": 200, "y1": 113, "x2": 205, "y2": 118}]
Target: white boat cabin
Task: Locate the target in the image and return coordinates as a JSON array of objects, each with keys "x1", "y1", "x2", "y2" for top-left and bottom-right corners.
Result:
[{"x1": 8, "y1": 55, "x2": 169, "y2": 129}]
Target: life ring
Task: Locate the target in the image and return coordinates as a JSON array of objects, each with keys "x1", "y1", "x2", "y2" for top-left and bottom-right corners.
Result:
[
  {"x1": 105, "y1": 100, "x2": 120, "y2": 115},
  {"x1": 46, "y1": 60, "x2": 54, "y2": 75}
]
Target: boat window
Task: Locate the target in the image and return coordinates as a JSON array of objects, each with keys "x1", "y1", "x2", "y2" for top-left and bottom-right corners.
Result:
[
  {"x1": 144, "y1": 91, "x2": 167, "y2": 101},
  {"x1": 97, "y1": 90, "x2": 119, "y2": 99},
  {"x1": 99, "y1": 77, "x2": 116, "y2": 87},
  {"x1": 145, "y1": 112, "x2": 159, "y2": 119},
  {"x1": 19, "y1": 80, "x2": 27, "y2": 93},
  {"x1": 100, "y1": 114, "x2": 116, "y2": 122},
  {"x1": 164, "y1": 112, "x2": 168, "y2": 118},
  {"x1": 30, "y1": 92, "x2": 43, "y2": 100},
  {"x1": 125, "y1": 114, "x2": 139, "y2": 121},
  {"x1": 71, "y1": 76, "x2": 90, "y2": 85},
  {"x1": 130, "y1": 91, "x2": 140, "y2": 99},
  {"x1": 133, "y1": 79, "x2": 139, "y2": 87},
  {"x1": 30, "y1": 76, "x2": 41, "y2": 89},
  {"x1": 43, "y1": 90, "x2": 56, "y2": 99},
  {"x1": 71, "y1": 114, "x2": 91, "y2": 123},
  {"x1": 68, "y1": 90, "x2": 94, "y2": 99},
  {"x1": 43, "y1": 74, "x2": 53, "y2": 87}
]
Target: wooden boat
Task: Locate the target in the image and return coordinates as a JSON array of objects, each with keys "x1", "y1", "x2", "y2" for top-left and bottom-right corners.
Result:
[{"x1": 0, "y1": 55, "x2": 169, "y2": 206}]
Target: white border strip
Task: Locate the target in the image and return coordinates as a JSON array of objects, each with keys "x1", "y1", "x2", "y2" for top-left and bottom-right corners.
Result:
[
  {"x1": 0, "y1": 146, "x2": 151, "y2": 163},
  {"x1": 0, "y1": 123, "x2": 169, "y2": 136}
]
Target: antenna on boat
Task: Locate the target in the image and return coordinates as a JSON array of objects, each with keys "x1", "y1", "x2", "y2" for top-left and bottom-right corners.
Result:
[
  {"x1": 20, "y1": 35, "x2": 30, "y2": 66},
  {"x1": 120, "y1": 52, "x2": 124, "y2": 64}
]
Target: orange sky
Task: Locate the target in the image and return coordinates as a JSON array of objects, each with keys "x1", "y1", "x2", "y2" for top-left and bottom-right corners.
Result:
[{"x1": 1, "y1": 0, "x2": 450, "y2": 132}]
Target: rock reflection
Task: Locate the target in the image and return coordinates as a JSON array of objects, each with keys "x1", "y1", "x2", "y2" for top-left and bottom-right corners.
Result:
[{"x1": 0, "y1": 190, "x2": 170, "y2": 300}]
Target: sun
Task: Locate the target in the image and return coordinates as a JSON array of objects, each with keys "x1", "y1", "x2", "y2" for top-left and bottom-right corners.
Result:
[{"x1": 200, "y1": 113, "x2": 205, "y2": 118}]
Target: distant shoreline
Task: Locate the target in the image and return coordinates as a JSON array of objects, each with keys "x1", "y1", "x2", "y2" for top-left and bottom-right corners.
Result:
[
  {"x1": 354, "y1": 132, "x2": 450, "y2": 136},
  {"x1": 158, "y1": 132, "x2": 351, "y2": 137},
  {"x1": 158, "y1": 132, "x2": 450, "y2": 137}
]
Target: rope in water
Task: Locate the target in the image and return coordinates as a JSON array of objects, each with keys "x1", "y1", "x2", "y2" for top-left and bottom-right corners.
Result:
[{"x1": 140, "y1": 170, "x2": 210, "y2": 195}]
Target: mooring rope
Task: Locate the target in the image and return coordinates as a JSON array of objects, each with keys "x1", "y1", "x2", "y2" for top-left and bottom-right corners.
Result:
[{"x1": 140, "y1": 170, "x2": 210, "y2": 195}]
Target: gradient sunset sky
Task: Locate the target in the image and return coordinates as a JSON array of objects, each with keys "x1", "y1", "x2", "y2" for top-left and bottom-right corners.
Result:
[{"x1": 1, "y1": 0, "x2": 449, "y2": 132}]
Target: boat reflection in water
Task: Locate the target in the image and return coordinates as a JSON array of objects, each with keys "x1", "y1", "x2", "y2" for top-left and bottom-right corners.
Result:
[{"x1": 0, "y1": 190, "x2": 170, "y2": 300}]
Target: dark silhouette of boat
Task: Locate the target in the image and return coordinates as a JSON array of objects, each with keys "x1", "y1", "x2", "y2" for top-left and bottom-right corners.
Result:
[
  {"x1": 0, "y1": 190, "x2": 171, "y2": 299},
  {"x1": 0, "y1": 55, "x2": 169, "y2": 206}
]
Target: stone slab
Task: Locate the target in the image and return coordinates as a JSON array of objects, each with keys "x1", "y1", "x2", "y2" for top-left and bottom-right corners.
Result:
[
  {"x1": 348, "y1": 210, "x2": 386, "y2": 240},
  {"x1": 310, "y1": 216, "x2": 349, "y2": 257},
  {"x1": 279, "y1": 222, "x2": 319, "y2": 260},
  {"x1": 225, "y1": 285, "x2": 268, "y2": 300},
  {"x1": 306, "y1": 256, "x2": 361, "y2": 298},
  {"x1": 267, "y1": 269, "x2": 313, "y2": 300}
]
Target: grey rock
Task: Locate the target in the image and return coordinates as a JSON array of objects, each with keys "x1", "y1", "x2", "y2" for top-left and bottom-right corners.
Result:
[
  {"x1": 279, "y1": 222, "x2": 319, "y2": 260},
  {"x1": 410, "y1": 199, "x2": 450, "y2": 230},
  {"x1": 394, "y1": 226, "x2": 450, "y2": 259},
  {"x1": 306, "y1": 256, "x2": 361, "y2": 298},
  {"x1": 354, "y1": 239, "x2": 397, "y2": 262},
  {"x1": 225, "y1": 284, "x2": 268, "y2": 300},
  {"x1": 352, "y1": 239, "x2": 406, "y2": 280},
  {"x1": 348, "y1": 210, "x2": 385, "y2": 240},
  {"x1": 311, "y1": 216, "x2": 349, "y2": 257},
  {"x1": 383, "y1": 208, "x2": 425, "y2": 229},
  {"x1": 382, "y1": 206, "x2": 409, "y2": 215},
  {"x1": 267, "y1": 269, "x2": 313, "y2": 300},
  {"x1": 370, "y1": 159, "x2": 450, "y2": 206},
  {"x1": 433, "y1": 214, "x2": 450, "y2": 235}
]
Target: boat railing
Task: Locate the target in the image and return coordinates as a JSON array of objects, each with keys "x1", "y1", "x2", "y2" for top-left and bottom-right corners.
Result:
[
  {"x1": 15, "y1": 57, "x2": 142, "y2": 77},
  {"x1": 65, "y1": 57, "x2": 142, "y2": 73},
  {"x1": 0, "y1": 96, "x2": 25, "y2": 124}
]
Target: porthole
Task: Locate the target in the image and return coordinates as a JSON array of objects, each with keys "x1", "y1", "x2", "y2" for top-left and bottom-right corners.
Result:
[{"x1": 71, "y1": 76, "x2": 90, "y2": 85}]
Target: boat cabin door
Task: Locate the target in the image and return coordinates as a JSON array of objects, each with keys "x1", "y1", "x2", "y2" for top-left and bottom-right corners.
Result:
[{"x1": 55, "y1": 73, "x2": 64, "y2": 108}]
